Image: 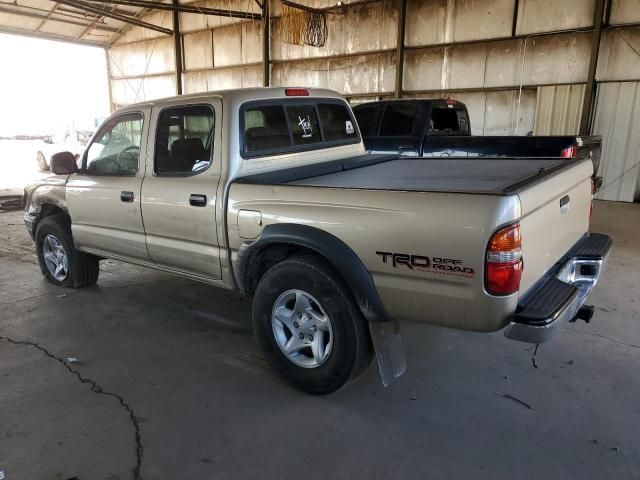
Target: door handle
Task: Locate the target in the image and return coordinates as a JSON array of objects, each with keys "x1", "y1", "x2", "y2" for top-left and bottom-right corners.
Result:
[
  {"x1": 189, "y1": 194, "x2": 207, "y2": 207},
  {"x1": 121, "y1": 191, "x2": 134, "y2": 203}
]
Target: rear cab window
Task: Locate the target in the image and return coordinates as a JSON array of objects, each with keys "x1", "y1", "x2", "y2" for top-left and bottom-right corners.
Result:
[
  {"x1": 428, "y1": 102, "x2": 470, "y2": 135},
  {"x1": 241, "y1": 99, "x2": 360, "y2": 158}
]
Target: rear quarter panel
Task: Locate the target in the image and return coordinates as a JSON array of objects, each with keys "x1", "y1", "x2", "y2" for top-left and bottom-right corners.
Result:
[{"x1": 228, "y1": 184, "x2": 522, "y2": 332}]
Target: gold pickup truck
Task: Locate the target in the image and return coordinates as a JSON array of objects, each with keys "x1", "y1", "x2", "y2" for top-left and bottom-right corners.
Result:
[{"x1": 23, "y1": 87, "x2": 611, "y2": 394}]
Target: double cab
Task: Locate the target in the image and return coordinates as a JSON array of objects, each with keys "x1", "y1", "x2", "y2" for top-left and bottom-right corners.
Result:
[{"x1": 23, "y1": 87, "x2": 611, "y2": 393}]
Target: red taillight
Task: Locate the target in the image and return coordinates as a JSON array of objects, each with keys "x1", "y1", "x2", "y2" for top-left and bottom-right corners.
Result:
[
  {"x1": 485, "y1": 223, "x2": 523, "y2": 296},
  {"x1": 561, "y1": 145, "x2": 577, "y2": 158},
  {"x1": 445, "y1": 97, "x2": 457, "y2": 105},
  {"x1": 285, "y1": 88, "x2": 309, "y2": 96}
]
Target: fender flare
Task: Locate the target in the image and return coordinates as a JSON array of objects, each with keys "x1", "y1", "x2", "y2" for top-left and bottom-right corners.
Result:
[{"x1": 236, "y1": 223, "x2": 389, "y2": 323}]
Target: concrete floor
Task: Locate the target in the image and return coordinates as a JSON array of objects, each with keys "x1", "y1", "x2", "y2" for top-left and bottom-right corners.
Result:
[{"x1": 0, "y1": 200, "x2": 638, "y2": 480}]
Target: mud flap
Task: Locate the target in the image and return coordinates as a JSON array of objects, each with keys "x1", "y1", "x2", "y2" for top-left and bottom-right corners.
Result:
[{"x1": 368, "y1": 320, "x2": 407, "y2": 386}]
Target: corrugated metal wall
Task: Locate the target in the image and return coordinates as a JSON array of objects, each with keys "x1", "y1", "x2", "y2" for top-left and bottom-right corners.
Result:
[
  {"x1": 592, "y1": 81, "x2": 640, "y2": 202},
  {"x1": 106, "y1": 0, "x2": 640, "y2": 201}
]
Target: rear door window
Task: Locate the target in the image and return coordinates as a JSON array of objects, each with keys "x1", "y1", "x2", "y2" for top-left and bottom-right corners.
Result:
[
  {"x1": 154, "y1": 105, "x2": 215, "y2": 175},
  {"x1": 379, "y1": 104, "x2": 417, "y2": 136}
]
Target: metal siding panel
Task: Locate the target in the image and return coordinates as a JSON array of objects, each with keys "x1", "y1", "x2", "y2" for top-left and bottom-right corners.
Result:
[
  {"x1": 534, "y1": 84, "x2": 585, "y2": 135},
  {"x1": 516, "y1": 0, "x2": 595, "y2": 35},
  {"x1": 212, "y1": 24, "x2": 242, "y2": 68},
  {"x1": 109, "y1": 38, "x2": 175, "y2": 78},
  {"x1": 609, "y1": 0, "x2": 640, "y2": 24},
  {"x1": 183, "y1": 31, "x2": 213, "y2": 70},
  {"x1": 271, "y1": 0, "x2": 397, "y2": 61},
  {"x1": 593, "y1": 82, "x2": 640, "y2": 202},
  {"x1": 450, "y1": 0, "x2": 514, "y2": 42},
  {"x1": 522, "y1": 32, "x2": 591, "y2": 85},
  {"x1": 596, "y1": 27, "x2": 640, "y2": 82},
  {"x1": 405, "y1": 0, "x2": 447, "y2": 47}
]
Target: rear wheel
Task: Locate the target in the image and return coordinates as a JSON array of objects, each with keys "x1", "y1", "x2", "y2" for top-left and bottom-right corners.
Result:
[
  {"x1": 35, "y1": 215, "x2": 99, "y2": 288},
  {"x1": 253, "y1": 255, "x2": 373, "y2": 394}
]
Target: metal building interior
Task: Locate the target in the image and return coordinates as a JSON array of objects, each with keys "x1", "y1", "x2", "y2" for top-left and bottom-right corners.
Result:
[{"x1": 0, "y1": 0, "x2": 639, "y2": 479}]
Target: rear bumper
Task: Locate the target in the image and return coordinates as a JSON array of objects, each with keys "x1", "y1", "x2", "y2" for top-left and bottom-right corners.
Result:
[{"x1": 504, "y1": 233, "x2": 612, "y2": 343}]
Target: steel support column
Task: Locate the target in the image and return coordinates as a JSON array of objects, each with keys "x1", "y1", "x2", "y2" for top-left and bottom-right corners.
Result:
[
  {"x1": 579, "y1": 0, "x2": 606, "y2": 134},
  {"x1": 173, "y1": 0, "x2": 183, "y2": 95},
  {"x1": 105, "y1": 47, "x2": 114, "y2": 112},
  {"x1": 394, "y1": 0, "x2": 406, "y2": 98},
  {"x1": 262, "y1": 0, "x2": 270, "y2": 86}
]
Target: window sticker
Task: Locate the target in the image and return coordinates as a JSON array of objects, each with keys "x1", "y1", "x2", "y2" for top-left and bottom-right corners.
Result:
[
  {"x1": 345, "y1": 120, "x2": 355, "y2": 135},
  {"x1": 298, "y1": 115, "x2": 313, "y2": 138}
]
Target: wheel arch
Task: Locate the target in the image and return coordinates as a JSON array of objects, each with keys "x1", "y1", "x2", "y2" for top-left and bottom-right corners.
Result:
[{"x1": 236, "y1": 223, "x2": 390, "y2": 324}]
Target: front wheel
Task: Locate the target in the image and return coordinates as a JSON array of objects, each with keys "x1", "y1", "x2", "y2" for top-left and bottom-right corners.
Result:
[
  {"x1": 35, "y1": 215, "x2": 99, "y2": 288},
  {"x1": 253, "y1": 255, "x2": 372, "y2": 394}
]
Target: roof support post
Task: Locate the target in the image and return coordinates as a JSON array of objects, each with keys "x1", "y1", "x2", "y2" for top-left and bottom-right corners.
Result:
[
  {"x1": 173, "y1": 0, "x2": 183, "y2": 95},
  {"x1": 262, "y1": 0, "x2": 270, "y2": 86},
  {"x1": 579, "y1": 0, "x2": 605, "y2": 135},
  {"x1": 105, "y1": 47, "x2": 114, "y2": 112},
  {"x1": 394, "y1": 0, "x2": 406, "y2": 98}
]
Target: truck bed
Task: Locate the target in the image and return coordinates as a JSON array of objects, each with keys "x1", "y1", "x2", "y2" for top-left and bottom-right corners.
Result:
[{"x1": 236, "y1": 154, "x2": 579, "y2": 195}]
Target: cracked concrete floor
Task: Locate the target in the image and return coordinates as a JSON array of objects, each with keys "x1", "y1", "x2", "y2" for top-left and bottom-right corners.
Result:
[{"x1": 0, "y1": 200, "x2": 639, "y2": 480}]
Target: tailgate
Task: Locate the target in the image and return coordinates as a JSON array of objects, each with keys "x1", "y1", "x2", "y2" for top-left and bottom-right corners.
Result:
[{"x1": 518, "y1": 158, "x2": 593, "y2": 294}]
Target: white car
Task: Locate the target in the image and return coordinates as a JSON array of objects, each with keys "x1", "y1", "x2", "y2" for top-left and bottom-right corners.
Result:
[{"x1": 36, "y1": 129, "x2": 92, "y2": 171}]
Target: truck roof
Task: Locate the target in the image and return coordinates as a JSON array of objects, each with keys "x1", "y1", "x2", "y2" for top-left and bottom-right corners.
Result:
[
  {"x1": 115, "y1": 87, "x2": 346, "y2": 114},
  {"x1": 353, "y1": 98, "x2": 466, "y2": 107}
]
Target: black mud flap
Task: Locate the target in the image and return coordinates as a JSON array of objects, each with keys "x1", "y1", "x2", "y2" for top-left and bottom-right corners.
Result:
[{"x1": 368, "y1": 320, "x2": 407, "y2": 386}]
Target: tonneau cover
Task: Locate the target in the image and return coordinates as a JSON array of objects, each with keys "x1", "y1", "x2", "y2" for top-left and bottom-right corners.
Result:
[{"x1": 288, "y1": 157, "x2": 569, "y2": 194}]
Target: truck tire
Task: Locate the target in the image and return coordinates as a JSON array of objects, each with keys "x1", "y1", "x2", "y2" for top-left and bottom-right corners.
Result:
[
  {"x1": 35, "y1": 215, "x2": 99, "y2": 288},
  {"x1": 253, "y1": 255, "x2": 373, "y2": 394}
]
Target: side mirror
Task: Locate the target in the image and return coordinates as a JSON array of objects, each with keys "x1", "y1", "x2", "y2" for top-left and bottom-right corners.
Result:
[{"x1": 50, "y1": 151, "x2": 78, "y2": 175}]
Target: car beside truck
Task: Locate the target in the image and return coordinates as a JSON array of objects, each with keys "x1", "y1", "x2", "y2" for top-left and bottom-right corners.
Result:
[{"x1": 23, "y1": 87, "x2": 611, "y2": 394}]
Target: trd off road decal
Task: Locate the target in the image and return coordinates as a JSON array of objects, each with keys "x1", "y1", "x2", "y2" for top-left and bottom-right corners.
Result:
[{"x1": 376, "y1": 251, "x2": 475, "y2": 278}]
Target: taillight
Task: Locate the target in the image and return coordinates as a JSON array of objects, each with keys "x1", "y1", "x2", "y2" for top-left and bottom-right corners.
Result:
[
  {"x1": 561, "y1": 145, "x2": 577, "y2": 158},
  {"x1": 285, "y1": 88, "x2": 309, "y2": 96},
  {"x1": 485, "y1": 223, "x2": 523, "y2": 296}
]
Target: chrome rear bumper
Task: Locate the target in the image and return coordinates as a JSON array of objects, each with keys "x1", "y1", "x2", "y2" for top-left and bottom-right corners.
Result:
[{"x1": 504, "y1": 233, "x2": 612, "y2": 344}]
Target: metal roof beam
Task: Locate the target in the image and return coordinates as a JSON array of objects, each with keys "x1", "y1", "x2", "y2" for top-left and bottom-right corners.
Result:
[
  {"x1": 0, "y1": 4, "x2": 118, "y2": 32},
  {"x1": 51, "y1": 0, "x2": 173, "y2": 35},
  {"x1": 0, "y1": 25, "x2": 104, "y2": 45},
  {"x1": 85, "y1": 0, "x2": 262, "y2": 20}
]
